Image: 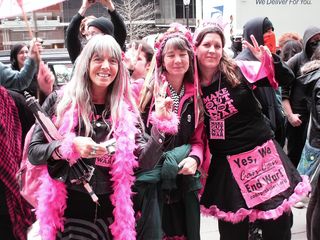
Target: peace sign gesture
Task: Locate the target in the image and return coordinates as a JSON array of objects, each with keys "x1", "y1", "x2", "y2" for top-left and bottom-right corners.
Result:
[
  {"x1": 243, "y1": 34, "x2": 272, "y2": 62},
  {"x1": 124, "y1": 42, "x2": 142, "y2": 71},
  {"x1": 154, "y1": 81, "x2": 174, "y2": 120}
]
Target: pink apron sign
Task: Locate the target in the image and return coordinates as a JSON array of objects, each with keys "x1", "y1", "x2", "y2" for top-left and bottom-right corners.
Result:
[{"x1": 227, "y1": 140, "x2": 290, "y2": 208}]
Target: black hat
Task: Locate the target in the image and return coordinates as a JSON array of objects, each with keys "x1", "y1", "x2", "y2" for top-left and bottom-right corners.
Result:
[
  {"x1": 88, "y1": 17, "x2": 114, "y2": 36},
  {"x1": 263, "y1": 17, "x2": 274, "y2": 33}
]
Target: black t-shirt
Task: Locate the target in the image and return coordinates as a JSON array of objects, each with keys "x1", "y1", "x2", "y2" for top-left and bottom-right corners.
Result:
[{"x1": 201, "y1": 75, "x2": 274, "y2": 156}]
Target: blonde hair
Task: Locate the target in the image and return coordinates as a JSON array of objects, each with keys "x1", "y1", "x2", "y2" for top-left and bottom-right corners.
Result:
[{"x1": 56, "y1": 35, "x2": 139, "y2": 136}]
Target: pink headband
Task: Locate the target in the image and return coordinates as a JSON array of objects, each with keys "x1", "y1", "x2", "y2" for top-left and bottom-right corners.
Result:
[{"x1": 155, "y1": 23, "x2": 193, "y2": 67}]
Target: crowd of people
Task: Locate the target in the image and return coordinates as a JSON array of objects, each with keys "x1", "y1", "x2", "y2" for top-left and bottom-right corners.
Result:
[{"x1": 0, "y1": 0, "x2": 319, "y2": 239}]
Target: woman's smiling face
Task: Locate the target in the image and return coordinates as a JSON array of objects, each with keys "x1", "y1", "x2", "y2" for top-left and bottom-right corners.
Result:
[
  {"x1": 196, "y1": 32, "x2": 223, "y2": 71},
  {"x1": 17, "y1": 46, "x2": 29, "y2": 69},
  {"x1": 163, "y1": 47, "x2": 190, "y2": 78},
  {"x1": 89, "y1": 52, "x2": 119, "y2": 90}
]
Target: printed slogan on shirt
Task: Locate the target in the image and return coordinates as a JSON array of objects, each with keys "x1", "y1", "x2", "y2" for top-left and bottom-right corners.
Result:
[{"x1": 202, "y1": 87, "x2": 238, "y2": 139}]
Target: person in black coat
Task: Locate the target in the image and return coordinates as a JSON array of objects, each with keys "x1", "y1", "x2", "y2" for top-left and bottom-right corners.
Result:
[
  {"x1": 282, "y1": 26, "x2": 320, "y2": 167},
  {"x1": 297, "y1": 46, "x2": 320, "y2": 240},
  {"x1": 236, "y1": 17, "x2": 293, "y2": 148},
  {"x1": 65, "y1": 0, "x2": 127, "y2": 64}
]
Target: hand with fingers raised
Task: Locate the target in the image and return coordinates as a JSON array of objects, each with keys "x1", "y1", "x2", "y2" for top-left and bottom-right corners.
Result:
[
  {"x1": 100, "y1": 0, "x2": 115, "y2": 11},
  {"x1": 28, "y1": 38, "x2": 42, "y2": 65},
  {"x1": 243, "y1": 34, "x2": 272, "y2": 62},
  {"x1": 124, "y1": 42, "x2": 142, "y2": 72},
  {"x1": 154, "y1": 81, "x2": 174, "y2": 120},
  {"x1": 150, "y1": 81, "x2": 179, "y2": 134}
]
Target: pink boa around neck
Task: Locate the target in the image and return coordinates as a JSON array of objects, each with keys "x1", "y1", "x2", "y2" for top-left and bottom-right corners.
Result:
[
  {"x1": 36, "y1": 101, "x2": 139, "y2": 240},
  {"x1": 201, "y1": 175, "x2": 311, "y2": 223},
  {"x1": 57, "y1": 102, "x2": 81, "y2": 165}
]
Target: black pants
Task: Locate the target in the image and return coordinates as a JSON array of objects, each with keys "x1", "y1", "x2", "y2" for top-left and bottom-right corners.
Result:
[
  {"x1": 275, "y1": 116, "x2": 286, "y2": 148},
  {"x1": 286, "y1": 119, "x2": 308, "y2": 167},
  {"x1": 218, "y1": 212, "x2": 293, "y2": 240},
  {"x1": 307, "y1": 175, "x2": 320, "y2": 240}
]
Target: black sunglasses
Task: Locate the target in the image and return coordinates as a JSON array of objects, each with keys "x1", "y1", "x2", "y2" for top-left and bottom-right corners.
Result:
[{"x1": 309, "y1": 40, "x2": 320, "y2": 47}]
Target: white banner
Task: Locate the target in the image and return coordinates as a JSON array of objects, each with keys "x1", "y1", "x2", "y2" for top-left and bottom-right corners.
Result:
[{"x1": 0, "y1": 0, "x2": 66, "y2": 19}]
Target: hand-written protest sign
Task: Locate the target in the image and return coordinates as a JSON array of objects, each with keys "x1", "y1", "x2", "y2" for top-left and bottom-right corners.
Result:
[{"x1": 227, "y1": 140, "x2": 290, "y2": 208}]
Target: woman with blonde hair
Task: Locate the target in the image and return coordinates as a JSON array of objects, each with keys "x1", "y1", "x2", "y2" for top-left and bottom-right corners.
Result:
[{"x1": 28, "y1": 35, "x2": 160, "y2": 240}]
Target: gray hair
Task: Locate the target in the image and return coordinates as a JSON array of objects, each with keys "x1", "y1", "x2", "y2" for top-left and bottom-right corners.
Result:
[{"x1": 56, "y1": 35, "x2": 138, "y2": 136}]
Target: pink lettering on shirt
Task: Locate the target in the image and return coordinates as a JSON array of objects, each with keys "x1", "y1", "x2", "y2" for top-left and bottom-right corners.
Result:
[
  {"x1": 202, "y1": 87, "x2": 238, "y2": 121},
  {"x1": 95, "y1": 155, "x2": 114, "y2": 168}
]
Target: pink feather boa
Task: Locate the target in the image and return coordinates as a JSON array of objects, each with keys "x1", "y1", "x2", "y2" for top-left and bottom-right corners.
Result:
[
  {"x1": 35, "y1": 169, "x2": 67, "y2": 240},
  {"x1": 149, "y1": 111, "x2": 179, "y2": 134},
  {"x1": 201, "y1": 175, "x2": 311, "y2": 223},
  {"x1": 58, "y1": 103, "x2": 81, "y2": 165},
  {"x1": 59, "y1": 133, "x2": 81, "y2": 165},
  {"x1": 35, "y1": 101, "x2": 139, "y2": 240},
  {"x1": 109, "y1": 102, "x2": 139, "y2": 240}
]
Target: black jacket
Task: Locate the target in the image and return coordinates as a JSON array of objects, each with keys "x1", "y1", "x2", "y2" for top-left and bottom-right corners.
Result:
[
  {"x1": 282, "y1": 26, "x2": 320, "y2": 117},
  {"x1": 236, "y1": 17, "x2": 294, "y2": 132},
  {"x1": 298, "y1": 60, "x2": 320, "y2": 148},
  {"x1": 28, "y1": 91, "x2": 165, "y2": 193},
  {"x1": 66, "y1": 10, "x2": 127, "y2": 64}
]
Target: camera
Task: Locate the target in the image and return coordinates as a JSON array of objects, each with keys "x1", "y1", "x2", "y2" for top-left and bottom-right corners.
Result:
[{"x1": 102, "y1": 138, "x2": 116, "y2": 154}]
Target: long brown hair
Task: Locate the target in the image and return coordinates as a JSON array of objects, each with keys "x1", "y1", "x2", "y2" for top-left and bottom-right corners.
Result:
[
  {"x1": 194, "y1": 26, "x2": 240, "y2": 87},
  {"x1": 139, "y1": 34, "x2": 194, "y2": 112}
]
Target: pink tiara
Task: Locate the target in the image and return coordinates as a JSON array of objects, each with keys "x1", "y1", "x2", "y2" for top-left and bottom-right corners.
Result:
[
  {"x1": 193, "y1": 15, "x2": 228, "y2": 43},
  {"x1": 155, "y1": 23, "x2": 194, "y2": 67},
  {"x1": 154, "y1": 23, "x2": 193, "y2": 50},
  {"x1": 201, "y1": 16, "x2": 228, "y2": 32}
]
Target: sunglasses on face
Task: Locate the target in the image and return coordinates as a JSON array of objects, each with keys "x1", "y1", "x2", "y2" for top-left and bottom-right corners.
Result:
[
  {"x1": 309, "y1": 40, "x2": 320, "y2": 47},
  {"x1": 233, "y1": 37, "x2": 243, "y2": 42}
]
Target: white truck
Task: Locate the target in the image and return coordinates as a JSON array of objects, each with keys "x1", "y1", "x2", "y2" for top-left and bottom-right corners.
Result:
[
  {"x1": 235, "y1": 0, "x2": 319, "y2": 39},
  {"x1": 199, "y1": 0, "x2": 319, "y2": 45}
]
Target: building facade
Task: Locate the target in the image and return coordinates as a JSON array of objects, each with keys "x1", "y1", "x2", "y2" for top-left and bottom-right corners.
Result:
[{"x1": 0, "y1": 0, "x2": 201, "y2": 51}]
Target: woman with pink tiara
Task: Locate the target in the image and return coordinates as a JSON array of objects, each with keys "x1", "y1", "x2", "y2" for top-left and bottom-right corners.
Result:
[
  {"x1": 193, "y1": 19, "x2": 311, "y2": 240},
  {"x1": 137, "y1": 23, "x2": 204, "y2": 240},
  {"x1": 28, "y1": 35, "x2": 163, "y2": 240}
]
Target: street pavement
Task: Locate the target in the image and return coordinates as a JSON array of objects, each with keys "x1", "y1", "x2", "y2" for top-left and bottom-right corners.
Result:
[{"x1": 200, "y1": 207, "x2": 307, "y2": 239}]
